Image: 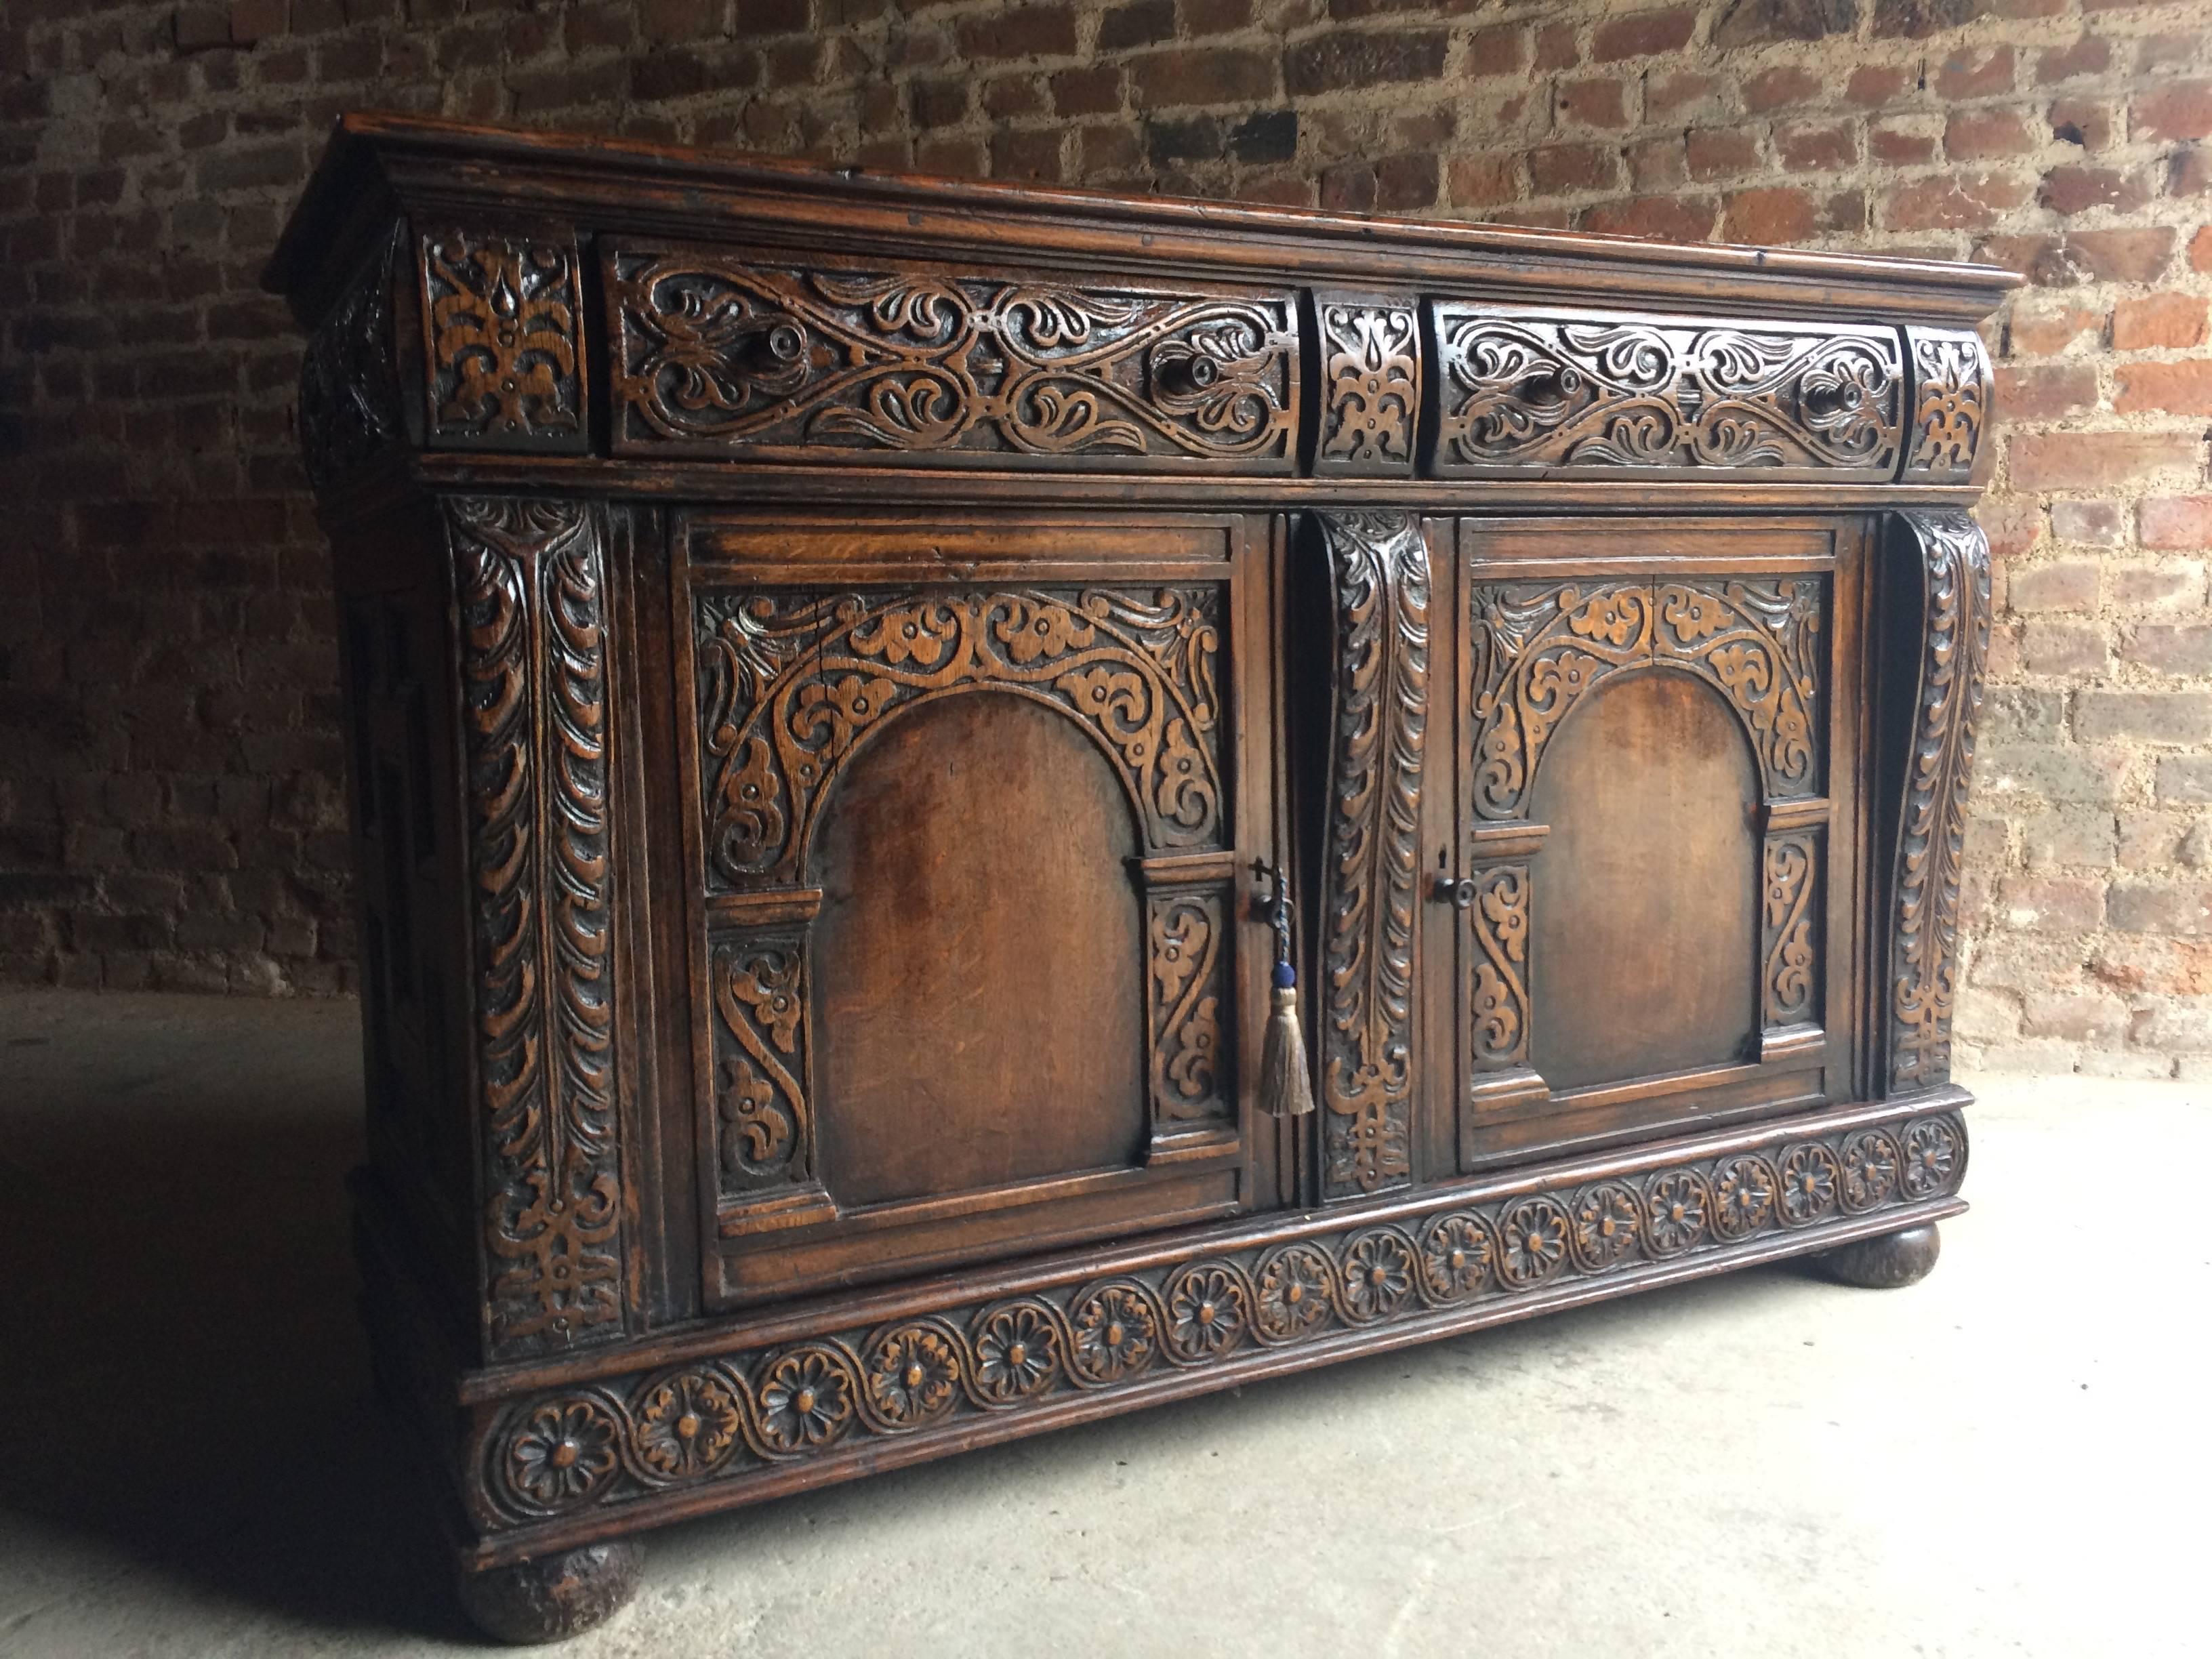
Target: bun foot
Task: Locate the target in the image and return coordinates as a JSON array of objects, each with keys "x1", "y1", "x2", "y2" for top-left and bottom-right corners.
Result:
[
  {"x1": 457, "y1": 1540, "x2": 644, "y2": 1645},
  {"x1": 1816, "y1": 1222, "x2": 1940, "y2": 1290}
]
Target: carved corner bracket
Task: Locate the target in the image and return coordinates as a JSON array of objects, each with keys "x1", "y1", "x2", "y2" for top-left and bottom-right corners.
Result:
[
  {"x1": 300, "y1": 221, "x2": 405, "y2": 492},
  {"x1": 1313, "y1": 511, "x2": 1431, "y2": 1199},
  {"x1": 1885, "y1": 508, "x2": 1991, "y2": 1094},
  {"x1": 446, "y1": 495, "x2": 628, "y2": 1359}
]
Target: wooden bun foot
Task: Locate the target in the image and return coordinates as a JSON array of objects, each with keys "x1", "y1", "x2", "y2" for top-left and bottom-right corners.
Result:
[
  {"x1": 457, "y1": 1540, "x2": 644, "y2": 1645},
  {"x1": 1816, "y1": 1222, "x2": 1940, "y2": 1290}
]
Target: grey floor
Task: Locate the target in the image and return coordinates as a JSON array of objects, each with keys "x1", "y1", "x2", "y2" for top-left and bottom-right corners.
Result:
[{"x1": 1, "y1": 989, "x2": 2201, "y2": 1658}]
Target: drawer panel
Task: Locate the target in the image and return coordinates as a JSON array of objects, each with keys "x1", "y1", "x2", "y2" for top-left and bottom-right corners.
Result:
[
  {"x1": 607, "y1": 241, "x2": 1298, "y2": 471},
  {"x1": 1427, "y1": 302, "x2": 1904, "y2": 480}
]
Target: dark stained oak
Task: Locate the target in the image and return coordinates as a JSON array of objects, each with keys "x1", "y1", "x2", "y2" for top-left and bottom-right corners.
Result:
[{"x1": 267, "y1": 114, "x2": 2009, "y2": 1640}]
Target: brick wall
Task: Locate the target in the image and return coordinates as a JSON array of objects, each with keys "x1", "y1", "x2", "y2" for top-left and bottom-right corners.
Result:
[{"x1": 2, "y1": 0, "x2": 2209, "y2": 1068}]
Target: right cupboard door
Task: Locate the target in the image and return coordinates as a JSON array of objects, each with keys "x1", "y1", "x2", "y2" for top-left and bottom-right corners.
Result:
[{"x1": 1451, "y1": 516, "x2": 1869, "y2": 1168}]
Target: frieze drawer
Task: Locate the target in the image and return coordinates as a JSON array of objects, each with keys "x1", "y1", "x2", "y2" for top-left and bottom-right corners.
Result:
[{"x1": 605, "y1": 241, "x2": 1300, "y2": 472}]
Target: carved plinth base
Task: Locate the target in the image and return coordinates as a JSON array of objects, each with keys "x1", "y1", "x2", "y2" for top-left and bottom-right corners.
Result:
[
  {"x1": 457, "y1": 1540, "x2": 644, "y2": 1645},
  {"x1": 1815, "y1": 1222, "x2": 1940, "y2": 1290}
]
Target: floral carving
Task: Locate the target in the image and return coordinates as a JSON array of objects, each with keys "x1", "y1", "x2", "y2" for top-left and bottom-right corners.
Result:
[
  {"x1": 1763, "y1": 832, "x2": 1819, "y2": 1031},
  {"x1": 1888, "y1": 510, "x2": 1990, "y2": 1093},
  {"x1": 1254, "y1": 1242, "x2": 1337, "y2": 1342},
  {"x1": 1571, "y1": 1183, "x2": 1642, "y2": 1272},
  {"x1": 480, "y1": 1112, "x2": 1967, "y2": 1525},
  {"x1": 1433, "y1": 306, "x2": 1902, "y2": 476},
  {"x1": 1498, "y1": 1196, "x2": 1572, "y2": 1289},
  {"x1": 1418, "y1": 1212, "x2": 1496, "y2": 1301},
  {"x1": 633, "y1": 1371, "x2": 743, "y2": 1479},
  {"x1": 1902, "y1": 327, "x2": 1989, "y2": 483},
  {"x1": 1839, "y1": 1129, "x2": 1901, "y2": 1213},
  {"x1": 610, "y1": 251, "x2": 1295, "y2": 466},
  {"x1": 420, "y1": 230, "x2": 584, "y2": 446},
  {"x1": 1468, "y1": 863, "x2": 1531, "y2": 1069},
  {"x1": 1315, "y1": 512, "x2": 1430, "y2": 1197},
  {"x1": 1316, "y1": 296, "x2": 1419, "y2": 474},
  {"x1": 864, "y1": 1324, "x2": 963, "y2": 1428},
  {"x1": 1164, "y1": 1264, "x2": 1252, "y2": 1361},
  {"x1": 1644, "y1": 1169, "x2": 1711, "y2": 1258},
  {"x1": 506, "y1": 1397, "x2": 621, "y2": 1510},
  {"x1": 1777, "y1": 1143, "x2": 1841, "y2": 1227},
  {"x1": 696, "y1": 586, "x2": 1223, "y2": 887},
  {"x1": 1069, "y1": 1282, "x2": 1162, "y2": 1383},
  {"x1": 449, "y1": 497, "x2": 626, "y2": 1357},
  {"x1": 1713, "y1": 1155, "x2": 1780, "y2": 1240},
  {"x1": 1468, "y1": 576, "x2": 1825, "y2": 819},
  {"x1": 1148, "y1": 889, "x2": 1228, "y2": 1126},
  {"x1": 970, "y1": 1302, "x2": 1061, "y2": 1405},
  {"x1": 754, "y1": 1346, "x2": 857, "y2": 1454},
  {"x1": 712, "y1": 939, "x2": 810, "y2": 1195},
  {"x1": 1338, "y1": 1228, "x2": 1419, "y2": 1323}
]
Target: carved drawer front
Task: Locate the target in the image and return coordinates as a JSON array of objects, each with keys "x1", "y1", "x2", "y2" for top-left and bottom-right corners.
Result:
[
  {"x1": 1429, "y1": 303, "x2": 1904, "y2": 480},
  {"x1": 1452, "y1": 519, "x2": 1866, "y2": 1168},
  {"x1": 606, "y1": 242, "x2": 1298, "y2": 472},
  {"x1": 676, "y1": 514, "x2": 1278, "y2": 1309}
]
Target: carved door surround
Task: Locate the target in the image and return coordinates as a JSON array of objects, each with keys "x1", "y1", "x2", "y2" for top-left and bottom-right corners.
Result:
[
  {"x1": 1452, "y1": 520, "x2": 1857, "y2": 1166},
  {"x1": 674, "y1": 514, "x2": 1273, "y2": 1308}
]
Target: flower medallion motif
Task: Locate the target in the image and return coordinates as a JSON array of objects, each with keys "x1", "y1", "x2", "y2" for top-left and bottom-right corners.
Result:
[
  {"x1": 970, "y1": 1301, "x2": 1060, "y2": 1405},
  {"x1": 1253, "y1": 1242, "x2": 1336, "y2": 1342},
  {"x1": 753, "y1": 1345, "x2": 857, "y2": 1454},
  {"x1": 1338, "y1": 1229, "x2": 1418, "y2": 1323},
  {"x1": 632, "y1": 1370, "x2": 743, "y2": 1479},
  {"x1": 1900, "y1": 1117, "x2": 1961, "y2": 1198},
  {"x1": 1497, "y1": 1196, "x2": 1570, "y2": 1290},
  {"x1": 1713, "y1": 1155, "x2": 1779, "y2": 1239},
  {"x1": 1418, "y1": 1212, "x2": 1495, "y2": 1302},
  {"x1": 1839, "y1": 1128, "x2": 1900, "y2": 1212},
  {"x1": 1163, "y1": 1263, "x2": 1250, "y2": 1362},
  {"x1": 864, "y1": 1324, "x2": 962, "y2": 1429},
  {"x1": 504, "y1": 1397, "x2": 621, "y2": 1510},
  {"x1": 1570, "y1": 1182, "x2": 1641, "y2": 1273},
  {"x1": 1776, "y1": 1143, "x2": 1841, "y2": 1227},
  {"x1": 1644, "y1": 1169, "x2": 1711, "y2": 1257},
  {"x1": 1069, "y1": 1282, "x2": 1161, "y2": 1383}
]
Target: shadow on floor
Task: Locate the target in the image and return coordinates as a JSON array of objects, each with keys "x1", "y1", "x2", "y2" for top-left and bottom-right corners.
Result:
[{"x1": 0, "y1": 1003, "x2": 474, "y2": 1643}]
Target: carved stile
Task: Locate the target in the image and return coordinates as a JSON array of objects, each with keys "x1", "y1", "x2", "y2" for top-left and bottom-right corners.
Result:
[
  {"x1": 448, "y1": 496, "x2": 628, "y2": 1357},
  {"x1": 1315, "y1": 512, "x2": 1431, "y2": 1197}
]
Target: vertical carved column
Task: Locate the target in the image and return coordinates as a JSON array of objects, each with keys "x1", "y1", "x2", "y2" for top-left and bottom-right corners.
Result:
[
  {"x1": 1885, "y1": 508, "x2": 1991, "y2": 1093},
  {"x1": 447, "y1": 496, "x2": 628, "y2": 1359},
  {"x1": 1313, "y1": 511, "x2": 1430, "y2": 1197}
]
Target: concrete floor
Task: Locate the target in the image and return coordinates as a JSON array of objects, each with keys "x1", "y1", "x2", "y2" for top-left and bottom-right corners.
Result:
[{"x1": 0, "y1": 990, "x2": 2201, "y2": 1658}]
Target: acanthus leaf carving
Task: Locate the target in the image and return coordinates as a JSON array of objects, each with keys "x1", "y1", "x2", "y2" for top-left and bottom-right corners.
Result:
[
  {"x1": 1888, "y1": 509, "x2": 1990, "y2": 1093},
  {"x1": 1315, "y1": 511, "x2": 1429, "y2": 1197},
  {"x1": 448, "y1": 495, "x2": 626, "y2": 1357}
]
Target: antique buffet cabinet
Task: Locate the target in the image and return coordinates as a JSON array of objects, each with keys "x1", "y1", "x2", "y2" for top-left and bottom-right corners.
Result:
[{"x1": 266, "y1": 115, "x2": 2009, "y2": 1641}]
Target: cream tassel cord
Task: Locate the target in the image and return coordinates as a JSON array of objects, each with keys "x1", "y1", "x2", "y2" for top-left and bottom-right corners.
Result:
[{"x1": 1258, "y1": 864, "x2": 1315, "y2": 1119}]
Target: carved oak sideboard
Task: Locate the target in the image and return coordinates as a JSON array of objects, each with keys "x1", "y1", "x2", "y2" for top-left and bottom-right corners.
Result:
[{"x1": 266, "y1": 114, "x2": 2009, "y2": 1643}]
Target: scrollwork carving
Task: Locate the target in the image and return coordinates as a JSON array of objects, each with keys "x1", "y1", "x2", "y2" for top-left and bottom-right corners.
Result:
[
  {"x1": 1762, "y1": 832, "x2": 1819, "y2": 1030},
  {"x1": 1468, "y1": 863, "x2": 1530, "y2": 1069},
  {"x1": 1315, "y1": 511, "x2": 1431, "y2": 1198},
  {"x1": 1887, "y1": 510, "x2": 1990, "y2": 1094},
  {"x1": 420, "y1": 229, "x2": 586, "y2": 447},
  {"x1": 611, "y1": 249, "x2": 1296, "y2": 467},
  {"x1": 712, "y1": 936, "x2": 812, "y2": 1195},
  {"x1": 1147, "y1": 888, "x2": 1228, "y2": 1126},
  {"x1": 1433, "y1": 304, "x2": 1902, "y2": 476},
  {"x1": 1315, "y1": 294, "x2": 1419, "y2": 475},
  {"x1": 695, "y1": 586, "x2": 1224, "y2": 888},
  {"x1": 1467, "y1": 576, "x2": 1825, "y2": 819},
  {"x1": 478, "y1": 1110, "x2": 1968, "y2": 1525},
  {"x1": 449, "y1": 496, "x2": 626, "y2": 1358}
]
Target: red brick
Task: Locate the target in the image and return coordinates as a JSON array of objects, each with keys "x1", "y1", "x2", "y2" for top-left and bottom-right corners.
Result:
[
  {"x1": 2116, "y1": 362, "x2": 2212, "y2": 417},
  {"x1": 2140, "y1": 497, "x2": 2212, "y2": 551},
  {"x1": 1580, "y1": 194, "x2": 1716, "y2": 241},
  {"x1": 2114, "y1": 295, "x2": 2209, "y2": 352},
  {"x1": 230, "y1": 0, "x2": 287, "y2": 43},
  {"x1": 1591, "y1": 7, "x2": 1695, "y2": 61},
  {"x1": 1776, "y1": 120, "x2": 1855, "y2": 172},
  {"x1": 1645, "y1": 70, "x2": 1723, "y2": 121},
  {"x1": 2047, "y1": 97, "x2": 2115, "y2": 151},
  {"x1": 1846, "y1": 64, "x2": 1910, "y2": 106},
  {"x1": 1284, "y1": 29, "x2": 1448, "y2": 94},
  {"x1": 1449, "y1": 152, "x2": 1522, "y2": 207},
  {"x1": 2135, "y1": 81, "x2": 2212, "y2": 143},
  {"x1": 1870, "y1": 118, "x2": 1940, "y2": 166},
  {"x1": 1629, "y1": 136, "x2": 1688, "y2": 190},
  {"x1": 1723, "y1": 186, "x2": 1859, "y2": 243},
  {"x1": 1996, "y1": 875, "x2": 2105, "y2": 934},
  {"x1": 2067, "y1": 228, "x2": 2177, "y2": 283},
  {"x1": 1996, "y1": 362, "x2": 2098, "y2": 419},
  {"x1": 2036, "y1": 36, "x2": 2110, "y2": 83},
  {"x1": 1130, "y1": 48, "x2": 1274, "y2": 108},
  {"x1": 1881, "y1": 170, "x2": 2032, "y2": 232},
  {"x1": 2007, "y1": 558, "x2": 2100, "y2": 612},
  {"x1": 2050, "y1": 499, "x2": 2125, "y2": 546},
  {"x1": 2173, "y1": 146, "x2": 2212, "y2": 199},
  {"x1": 1528, "y1": 141, "x2": 1621, "y2": 194},
  {"x1": 1464, "y1": 24, "x2": 1528, "y2": 79},
  {"x1": 2195, "y1": 226, "x2": 2212, "y2": 275},
  {"x1": 1685, "y1": 127, "x2": 1761, "y2": 181},
  {"x1": 2009, "y1": 432, "x2": 2203, "y2": 489},
  {"x1": 955, "y1": 5, "x2": 1076, "y2": 62},
  {"x1": 2039, "y1": 165, "x2": 2152, "y2": 216},
  {"x1": 2131, "y1": 625, "x2": 2212, "y2": 676},
  {"x1": 2007, "y1": 300, "x2": 2104, "y2": 358},
  {"x1": 1533, "y1": 22, "x2": 1578, "y2": 70},
  {"x1": 1934, "y1": 47, "x2": 2014, "y2": 101},
  {"x1": 1050, "y1": 66, "x2": 1121, "y2": 117},
  {"x1": 1556, "y1": 76, "x2": 1630, "y2": 130},
  {"x1": 1743, "y1": 65, "x2": 1820, "y2": 112},
  {"x1": 1946, "y1": 107, "x2": 2036, "y2": 159}
]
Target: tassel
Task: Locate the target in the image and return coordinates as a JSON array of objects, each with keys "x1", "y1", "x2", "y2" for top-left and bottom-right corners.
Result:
[{"x1": 1261, "y1": 961, "x2": 1316, "y2": 1119}]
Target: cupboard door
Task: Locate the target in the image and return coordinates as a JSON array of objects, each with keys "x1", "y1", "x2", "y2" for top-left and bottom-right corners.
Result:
[
  {"x1": 1452, "y1": 517, "x2": 1867, "y2": 1167},
  {"x1": 676, "y1": 513, "x2": 1282, "y2": 1307}
]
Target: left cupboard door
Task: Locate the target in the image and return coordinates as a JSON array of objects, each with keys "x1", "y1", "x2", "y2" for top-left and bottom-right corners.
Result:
[{"x1": 672, "y1": 512, "x2": 1288, "y2": 1309}]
